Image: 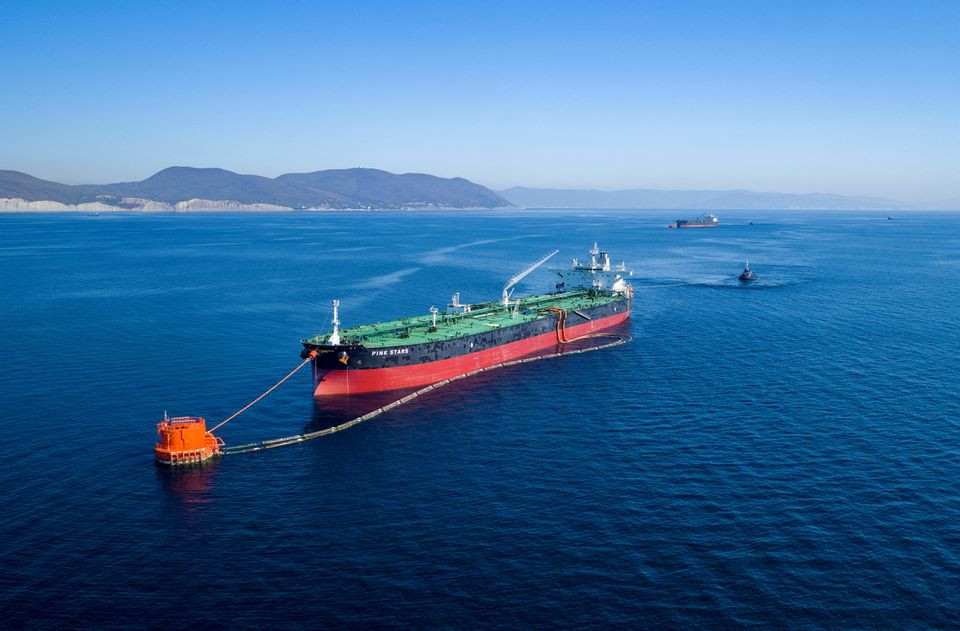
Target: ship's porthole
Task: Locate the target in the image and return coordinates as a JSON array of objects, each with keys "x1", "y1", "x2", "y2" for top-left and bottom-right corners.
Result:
[{"x1": 470, "y1": 342, "x2": 474, "y2": 348}]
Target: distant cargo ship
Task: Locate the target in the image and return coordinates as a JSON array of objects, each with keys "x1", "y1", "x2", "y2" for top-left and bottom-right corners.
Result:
[
  {"x1": 301, "y1": 243, "x2": 633, "y2": 395},
  {"x1": 670, "y1": 213, "x2": 719, "y2": 228}
]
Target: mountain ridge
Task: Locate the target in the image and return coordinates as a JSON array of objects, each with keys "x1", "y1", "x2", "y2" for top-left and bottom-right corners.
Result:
[
  {"x1": 0, "y1": 167, "x2": 513, "y2": 210},
  {"x1": 3, "y1": 168, "x2": 956, "y2": 211}
]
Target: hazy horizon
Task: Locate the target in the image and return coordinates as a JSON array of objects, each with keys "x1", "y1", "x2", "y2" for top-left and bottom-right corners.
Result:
[{"x1": 2, "y1": 1, "x2": 958, "y2": 201}]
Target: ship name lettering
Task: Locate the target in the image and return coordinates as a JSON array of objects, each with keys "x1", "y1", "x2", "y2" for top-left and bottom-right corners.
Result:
[{"x1": 371, "y1": 348, "x2": 410, "y2": 356}]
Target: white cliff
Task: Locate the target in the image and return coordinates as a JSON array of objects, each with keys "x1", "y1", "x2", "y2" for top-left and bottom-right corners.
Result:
[{"x1": 0, "y1": 197, "x2": 293, "y2": 212}]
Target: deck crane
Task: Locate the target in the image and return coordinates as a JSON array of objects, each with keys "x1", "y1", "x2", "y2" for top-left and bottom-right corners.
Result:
[{"x1": 502, "y1": 249, "x2": 559, "y2": 306}]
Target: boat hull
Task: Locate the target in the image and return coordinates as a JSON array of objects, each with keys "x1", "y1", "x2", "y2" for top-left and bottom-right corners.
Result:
[{"x1": 311, "y1": 305, "x2": 630, "y2": 396}]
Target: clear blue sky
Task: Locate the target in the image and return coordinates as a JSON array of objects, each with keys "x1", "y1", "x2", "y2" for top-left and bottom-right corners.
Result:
[{"x1": 1, "y1": 0, "x2": 958, "y2": 201}]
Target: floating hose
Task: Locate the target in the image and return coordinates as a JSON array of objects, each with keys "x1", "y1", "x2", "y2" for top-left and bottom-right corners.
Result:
[{"x1": 546, "y1": 307, "x2": 615, "y2": 345}]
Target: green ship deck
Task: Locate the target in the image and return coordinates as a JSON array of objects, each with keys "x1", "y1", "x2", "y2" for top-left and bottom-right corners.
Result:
[{"x1": 302, "y1": 290, "x2": 624, "y2": 348}]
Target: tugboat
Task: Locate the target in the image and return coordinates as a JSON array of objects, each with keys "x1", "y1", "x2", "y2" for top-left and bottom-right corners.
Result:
[{"x1": 739, "y1": 260, "x2": 757, "y2": 282}]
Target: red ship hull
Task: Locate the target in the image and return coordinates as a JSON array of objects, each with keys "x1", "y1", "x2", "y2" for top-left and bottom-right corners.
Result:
[
  {"x1": 313, "y1": 309, "x2": 630, "y2": 396},
  {"x1": 677, "y1": 223, "x2": 717, "y2": 228}
]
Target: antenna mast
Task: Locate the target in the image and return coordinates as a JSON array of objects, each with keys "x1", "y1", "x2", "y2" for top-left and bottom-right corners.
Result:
[
  {"x1": 328, "y1": 299, "x2": 341, "y2": 345},
  {"x1": 502, "y1": 249, "x2": 559, "y2": 306}
]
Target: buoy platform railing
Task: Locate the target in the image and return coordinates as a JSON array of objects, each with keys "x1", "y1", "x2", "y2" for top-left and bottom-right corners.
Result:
[{"x1": 156, "y1": 330, "x2": 631, "y2": 466}]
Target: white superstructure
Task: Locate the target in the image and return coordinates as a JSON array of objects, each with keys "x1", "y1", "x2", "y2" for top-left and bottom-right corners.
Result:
[{"x1": 556, "y1": 242, "x2": 633, "y2": 294}]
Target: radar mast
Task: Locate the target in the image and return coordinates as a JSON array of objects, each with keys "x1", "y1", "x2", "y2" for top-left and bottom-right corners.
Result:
[{"x1": 328, "y1": 299, "x2": 341, "y2": 345}]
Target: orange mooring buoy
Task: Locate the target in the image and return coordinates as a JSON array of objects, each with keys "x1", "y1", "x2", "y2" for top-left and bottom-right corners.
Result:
[
  {"x1": 155, "y1": 413, "x2": 223, "y2": 466},
  {"x1": 153, "y1": 351, "x2": 317, "y2": 465}
]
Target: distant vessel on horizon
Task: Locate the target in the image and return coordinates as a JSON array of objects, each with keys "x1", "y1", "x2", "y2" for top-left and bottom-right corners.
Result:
[{"x1": 669, "y1": 213, "x2": 718, "y2": 229}]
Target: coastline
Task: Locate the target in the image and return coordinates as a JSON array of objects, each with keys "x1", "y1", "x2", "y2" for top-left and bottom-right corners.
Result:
[{"x1": 0, "y1": 197, "x2": 517, "y2": 213}]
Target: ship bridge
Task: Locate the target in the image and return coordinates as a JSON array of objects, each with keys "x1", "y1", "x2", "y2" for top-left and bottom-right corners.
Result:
[{"x1": 556, "y1": 242, "x2": 632, "y2": 294}]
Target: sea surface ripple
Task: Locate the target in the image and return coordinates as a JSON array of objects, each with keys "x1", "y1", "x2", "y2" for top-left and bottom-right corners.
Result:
[{"x1": 1, "y1": 210, "x2": 958, "y2": 628}]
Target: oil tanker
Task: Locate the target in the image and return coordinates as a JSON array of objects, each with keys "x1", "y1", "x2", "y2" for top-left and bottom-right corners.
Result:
[
  {"x1": 670, "y1": 213, "x2": 718, "y2": 228},
  {"x1": 301, "y1": 244, "x2": 633, "y2": 395}
]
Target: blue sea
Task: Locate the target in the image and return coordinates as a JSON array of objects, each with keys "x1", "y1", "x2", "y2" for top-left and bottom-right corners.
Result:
[{"x1": 1, "y1": 210, "x2": 959, "y2": 628}]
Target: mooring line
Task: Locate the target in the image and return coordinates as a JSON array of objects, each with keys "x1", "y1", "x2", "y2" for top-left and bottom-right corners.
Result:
[
  {"x1": 210, "y1": 353, "x2": 316, "y2": 432},
  {"x1": 220, "y1": 334, "x2": 631, "y2": 456}
]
